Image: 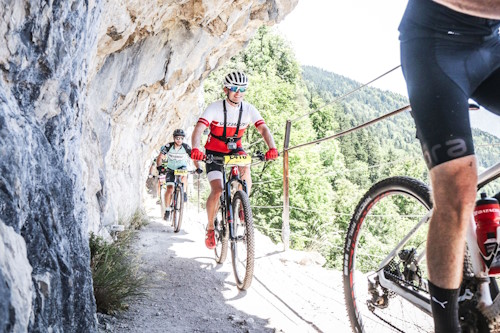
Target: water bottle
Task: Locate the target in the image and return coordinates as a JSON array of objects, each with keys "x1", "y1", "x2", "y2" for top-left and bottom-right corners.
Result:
[{"x1": 474, "y1": 193, "x2": 500, "y2": 274}]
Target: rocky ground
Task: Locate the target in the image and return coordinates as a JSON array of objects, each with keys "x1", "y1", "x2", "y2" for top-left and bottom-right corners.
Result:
[{"x1": 97, "y1": 194, "x2": 352, "y2": 333}]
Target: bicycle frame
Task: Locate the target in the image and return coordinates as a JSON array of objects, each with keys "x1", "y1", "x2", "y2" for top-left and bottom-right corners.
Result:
[
  {"x1": 208, "y1": 155, "x2": 250, "y2": 242},
  {"x1": 376, "y1": 161, "x2": 500, "y2": 315},
  {"x1": 170, "y1": 170, "x2": 187, "y2": 208},
  {"x1": 221, "y1": 164, "x2": 248, "y2": 242}
]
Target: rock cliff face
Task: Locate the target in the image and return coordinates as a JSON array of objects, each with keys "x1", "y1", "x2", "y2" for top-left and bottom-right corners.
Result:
[{"x1": 0, "y1": 0, "x2": 297, "y2": 332}]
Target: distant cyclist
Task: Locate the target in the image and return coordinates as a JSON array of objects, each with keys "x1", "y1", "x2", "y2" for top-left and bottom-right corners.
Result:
[
  {"x1": 157, "y1": 129, "x2": 202, "y2": 220},
  {"x1": 147, "y1": 156, "x2": 160, "y2": 201},
  {"x1": 399, "y1": 0, "x2": 500, "y2": 331},
  {"x1": 190, "y1": 71, "x2": 279, "y2": 249}
]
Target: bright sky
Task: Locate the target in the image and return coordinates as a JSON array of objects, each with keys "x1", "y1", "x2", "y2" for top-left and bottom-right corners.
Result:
[
  {"x1": 276, "y1": 0, "x2": 500, "y2": 138},
  {"x1": 277, "y1": 0, "x2": 409, "y2": 95}
]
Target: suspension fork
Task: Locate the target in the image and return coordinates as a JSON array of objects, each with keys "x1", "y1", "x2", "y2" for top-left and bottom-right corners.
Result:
[{"x1": 224, "y1": 177, "x2": 236, "y2": 240}]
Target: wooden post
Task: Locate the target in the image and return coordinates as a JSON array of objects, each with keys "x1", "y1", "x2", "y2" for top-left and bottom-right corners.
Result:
[{"x1": 282, "y1": 120, "x2": 291, "y2": 250}]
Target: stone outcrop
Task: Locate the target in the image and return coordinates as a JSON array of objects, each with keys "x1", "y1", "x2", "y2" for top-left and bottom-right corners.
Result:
[{"x1": 0, "y1": 0, "x2": 297, "y2": 331}]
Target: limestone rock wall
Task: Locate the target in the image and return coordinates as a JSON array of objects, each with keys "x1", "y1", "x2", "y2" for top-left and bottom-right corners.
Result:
[
  {"x1": 0, "y1": 0, "x2": 297, "y2": 331},
  {"x1": 85, "y1": 0, "x2": 297, "y2": 233}
]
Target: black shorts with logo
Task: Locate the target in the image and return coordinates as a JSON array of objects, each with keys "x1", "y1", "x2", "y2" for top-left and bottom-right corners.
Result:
[
  {"x1": 399, "y1": 0, "x2": 500, "y2": 168},
  {"x1": 162, "y1": 166, "x2": 186, "y2": 184},
  {"x1": 205, "y1": 150, "x2": 227, "y2": 175}
]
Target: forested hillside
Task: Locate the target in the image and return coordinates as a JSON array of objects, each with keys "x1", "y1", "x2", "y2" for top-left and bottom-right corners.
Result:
[{"x1": 201, "y1": 26, "x2": 500, "y2": 269}]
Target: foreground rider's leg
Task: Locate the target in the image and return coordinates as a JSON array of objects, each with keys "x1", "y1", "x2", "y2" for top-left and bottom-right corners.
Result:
[
  {"x1": 182, "y1": 175, "x2": 188, "y2": 194},
  {"x1": 239, "y1": 165, "x2": 252, "y2": 195},
  {"x1": 165, "y1": 185, "x2": 174, "y2": 208},
  {"x1": 206, "y1": 179, "x2": 223, "y2": 230},
  {"x1": 427, "y1": 155, "x2": 478, "y2": 333}
]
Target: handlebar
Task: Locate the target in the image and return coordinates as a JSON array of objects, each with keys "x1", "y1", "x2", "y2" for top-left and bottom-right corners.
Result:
[{"x1": 204, "y1": 151, "x2": 266, "y2": 165}]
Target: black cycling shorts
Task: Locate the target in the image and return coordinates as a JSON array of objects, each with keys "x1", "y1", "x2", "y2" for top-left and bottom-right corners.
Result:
[
  {"x1": 162, "y1": 166, "x2": 186, "y2": 184},
  {"x1": 205, "y1": 150, "x2": 227, "y2": 175},
  {"x1": 399, "y1": 0, "x2": 500, "y2": 169}
]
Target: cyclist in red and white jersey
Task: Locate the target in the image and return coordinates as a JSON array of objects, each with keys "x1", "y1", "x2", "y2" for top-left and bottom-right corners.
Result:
[{"x1": 191, "y1": 71, "x2": 278, "y2": 249}]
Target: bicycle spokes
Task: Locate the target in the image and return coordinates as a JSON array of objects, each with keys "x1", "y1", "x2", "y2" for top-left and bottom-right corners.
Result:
[
  {"x1": 231, "y1": 190, "x2": 254, "y2": 290},
  {"x1": 344, "y1": 177, "x2": 433, "y2": 332}
]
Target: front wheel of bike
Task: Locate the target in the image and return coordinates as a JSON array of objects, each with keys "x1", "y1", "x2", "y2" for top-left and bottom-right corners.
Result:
[
  {"x1": 172, "y1": 185, "x2": 184, "y2": 233},
  {"x1": 159, "y1": 182, "x2": 166, "y2": 219},
  {"x1": 231, "y1": 190, "x2": 254, "y2": 290},
  {"x1": 344, "y1": 176, "x2": 434, "y2": 332},
  {"x1": 214, "y1": 198, "x2": 228, "y2": 264}
]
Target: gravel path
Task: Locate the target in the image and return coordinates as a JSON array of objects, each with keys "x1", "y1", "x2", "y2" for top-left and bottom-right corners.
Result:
[{"x1": 98, "y1": 195, "x2": 352, "y2": 333}]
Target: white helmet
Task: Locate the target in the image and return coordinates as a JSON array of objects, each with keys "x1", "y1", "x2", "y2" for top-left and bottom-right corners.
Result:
[{"x1": 223, "y1": 71, "x2": 249, "y2": 88}]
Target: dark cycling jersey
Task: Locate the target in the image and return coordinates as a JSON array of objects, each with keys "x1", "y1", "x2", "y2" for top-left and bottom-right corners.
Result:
[{"x1": 399, "y1": 0, "x2": 500, "y2": 168}]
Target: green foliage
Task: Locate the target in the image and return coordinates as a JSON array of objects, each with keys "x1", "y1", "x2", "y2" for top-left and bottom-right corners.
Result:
[
  {"x1": 201, "y1": 26, "x2": 500, "y2": 269},
  {"x1": 90, "y1": 231, "x2": 147, "y2": 314}
]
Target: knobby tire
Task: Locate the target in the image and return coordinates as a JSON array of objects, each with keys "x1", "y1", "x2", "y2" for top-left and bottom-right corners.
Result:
[
  {"x1": 231, "y1": 190, "x2": 255, "y2": 290},
  {"x1": 344, "y1": 176, "x2": 433, "y2": 332},
  {"x1": 173, "y1": 185, "x2": 184, "y2": 233},
  {"x1": 160, "y1": 183, "x2": 166, "y2": 220},
  {"x1": 214, "y1": 200, "x2": 228, "y2": 264},
  {"x1": 343, "y1": 176, "x2": 495, "y2": 332}
]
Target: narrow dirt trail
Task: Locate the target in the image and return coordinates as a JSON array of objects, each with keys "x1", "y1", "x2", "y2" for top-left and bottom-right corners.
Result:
[{"x1": 100, "y1": 195, "x2": 352, "y2": 333}]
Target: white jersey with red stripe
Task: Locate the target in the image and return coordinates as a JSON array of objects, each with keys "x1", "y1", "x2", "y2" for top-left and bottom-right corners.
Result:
[{"x1": 198, "y1": 99, "x2": 265, "y2": 153}]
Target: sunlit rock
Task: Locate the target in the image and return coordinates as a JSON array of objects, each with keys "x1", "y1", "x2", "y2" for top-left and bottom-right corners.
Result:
[{"x1": 0, "y1": 0, "x2": 297, "y2": 331}]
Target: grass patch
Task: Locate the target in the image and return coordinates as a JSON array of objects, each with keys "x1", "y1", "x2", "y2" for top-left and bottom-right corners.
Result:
[
  {"x1": 90, "y1": 230, "x2": 147, "y2": 314},
  {"x1": 129, "y1": 208, "x2": 149, "y2": 230}
]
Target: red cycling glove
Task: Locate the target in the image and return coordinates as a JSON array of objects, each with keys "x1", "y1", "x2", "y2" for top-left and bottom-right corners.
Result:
[
  {"x1": 237, "y1": 150, "x2": 247, "y2": 156},
  {"x1": 265, "y1": 148, "x2": 279, "y2": 161},
  {"x1": 191, "y1": 148, "x2": 205, "y2": 161}
]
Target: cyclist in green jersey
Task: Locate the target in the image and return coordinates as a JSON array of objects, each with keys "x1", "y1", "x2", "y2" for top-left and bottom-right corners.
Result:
[{"x1": 157, "y1": 129, "x2": 202, "y2": 219}]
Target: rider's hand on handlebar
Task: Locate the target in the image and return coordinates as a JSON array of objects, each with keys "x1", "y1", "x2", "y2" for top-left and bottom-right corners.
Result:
[
  {"x1": 265, "y1": 148, "x2": 279, "y2": 161},
  {"x1": 148, "y1": 174, "x2": 153, "y2": 179},
  {"x1": 195, "y1": 168, "x2": 203, "y2": 174},
  {"x1": 237, "y1": 150, "x2": 247, "y2": 156},
  {"x1": 191, "y1": 148, "x2": 205, "y2": 161}
]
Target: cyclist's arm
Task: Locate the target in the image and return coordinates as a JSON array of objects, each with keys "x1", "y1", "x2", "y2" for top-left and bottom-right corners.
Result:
[
  {"x1": 432, "y1": 0, "x2": 500, "y2": 19},
  {"x1": 156, "y1": 153, "x2": 164, "y2": 167},
  {"x1": 191, "y1": 121, "x2": 207, "y2": 150},
  {"x1": 256, "y1": 123, "x2": 276, "y2": 150}
]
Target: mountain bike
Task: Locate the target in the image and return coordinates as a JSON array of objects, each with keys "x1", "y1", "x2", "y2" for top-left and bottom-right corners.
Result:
[
  {"x1": 343, "y1": 160, "x2": 500, "y2": 332},
  {"x1": 205, "y1": 153, "x2": 265, "y2": 290},
  {"x1": 160, "y1": 169, "x2": 188, "y2": 233}
]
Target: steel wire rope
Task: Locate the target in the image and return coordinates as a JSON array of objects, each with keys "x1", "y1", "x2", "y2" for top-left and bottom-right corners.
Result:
[
  {"x1": 252, "y1": 204, "x2": 427, "y2": 218},
  {"x1": 252, "y1": 178, "x2": 282, "y2": 185},
  {"x1": 286, "y1": 104, "x2": 411, "y2": 152},
  {"x1": 476, "y1": 142, "x2": 500, "y2": 147},
  {"x1": 290, "y1": 65, "x2": 402, "y2": 123},
  {"x1": 243, "y1": 137, "x2": 264, "y2": 149},
  {"x1": 287, "y1": 156, "x2": 423, "y2": 181},
  {"x1": 253, "y1": 221, "x2": 336, "y2": 248}
]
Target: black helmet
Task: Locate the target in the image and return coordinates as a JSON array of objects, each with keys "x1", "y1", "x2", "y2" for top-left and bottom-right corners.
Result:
[{"x1": 173, "y1": 129, "x2": 185, "y2": 137}]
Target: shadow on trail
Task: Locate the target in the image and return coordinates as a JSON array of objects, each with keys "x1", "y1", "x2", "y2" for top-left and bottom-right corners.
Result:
[{"x1": 112, "y1": 219, "x2": 275, "y2": 333}]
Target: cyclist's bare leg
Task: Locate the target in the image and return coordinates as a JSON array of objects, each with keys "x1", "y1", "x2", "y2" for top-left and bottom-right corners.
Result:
[
  {"x1": 239, "y1": 165, "x2": 252, "y2": 195},
  {"x1": 426, "y1": 155, "x2": 477, "y2": 332},
  {"x1": 206, "y1": 179, "x2": 223, "y2": 230},
  {"x1": 427, "y1": 155, "x2": 477, "y2": 288},
  {"x1": 164, "y1": 185, "x2": 174, "y2": 209},
  {"x1": 182, "y1": 176, "x2": 188, "y2": 195}
]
